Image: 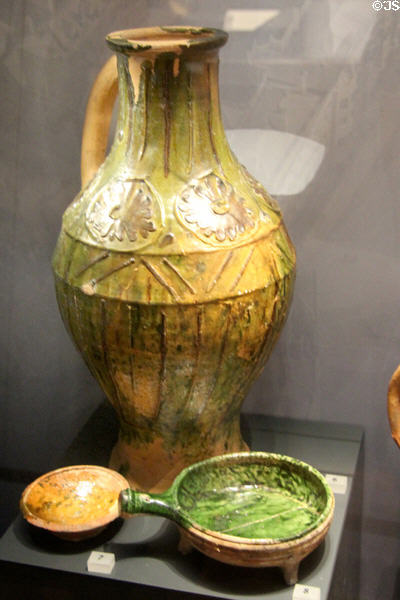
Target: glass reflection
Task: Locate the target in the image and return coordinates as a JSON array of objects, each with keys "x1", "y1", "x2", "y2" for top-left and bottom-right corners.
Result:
[{"x1": 227, "y1": 129, "x2": 325, "y2": 196}]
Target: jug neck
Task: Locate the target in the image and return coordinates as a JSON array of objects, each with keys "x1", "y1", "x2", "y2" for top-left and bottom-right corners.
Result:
[{"x1": 108, "y1": 27, "x2": 232, "y2": 180}]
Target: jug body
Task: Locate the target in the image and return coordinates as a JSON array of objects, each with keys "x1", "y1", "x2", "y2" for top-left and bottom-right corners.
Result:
[{"x1": 52, "y1": 27, "x2": 296, "y2": 491}]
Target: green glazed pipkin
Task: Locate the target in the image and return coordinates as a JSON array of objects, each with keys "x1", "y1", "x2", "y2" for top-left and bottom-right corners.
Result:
[
  {"x1": 119, "y1": 452, "x2": 333, "y2": 543},
  {"x1": 52, "y1": 27, "x2": 296, "y2": 492}
]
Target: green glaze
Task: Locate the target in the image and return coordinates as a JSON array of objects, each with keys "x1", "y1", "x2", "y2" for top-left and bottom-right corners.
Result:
[
  {"x1": 52, "y1": 27, "x2": 296, "y2": 491},
  {"x1": 120, "y1": 452, "x2": 333, "y2": 543}
]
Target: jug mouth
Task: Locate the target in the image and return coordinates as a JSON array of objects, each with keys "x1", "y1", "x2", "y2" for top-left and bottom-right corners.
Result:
[{"x1": 106, "y1": 26, "x2": 228, "y2": 55}]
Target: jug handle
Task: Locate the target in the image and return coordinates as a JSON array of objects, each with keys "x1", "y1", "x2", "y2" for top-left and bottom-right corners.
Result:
[
  {"x1": 388, "y1": 364, "x2": 400, "y2": 447},
  {"x1": 80, "y1": 55, "x2": 118, "y2": 188}
]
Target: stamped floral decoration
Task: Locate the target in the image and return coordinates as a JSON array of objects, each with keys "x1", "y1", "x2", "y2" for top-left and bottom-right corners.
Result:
[
  {"x1": 86, "y1": 179, "x2": 157, "y2": 245},
  {"x1": 176, "y1": 173, "x2": 256, "y2": 243}
]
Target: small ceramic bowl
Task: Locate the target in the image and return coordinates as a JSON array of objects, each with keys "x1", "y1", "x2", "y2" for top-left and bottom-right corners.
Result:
[{"x1": 20, "y1": 465, "x2": 129, "y2": 540}]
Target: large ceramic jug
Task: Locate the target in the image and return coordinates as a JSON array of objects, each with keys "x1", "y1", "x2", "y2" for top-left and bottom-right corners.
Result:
[{"x1": 52, "y1": 27, "x2": 296, "y2": 492}]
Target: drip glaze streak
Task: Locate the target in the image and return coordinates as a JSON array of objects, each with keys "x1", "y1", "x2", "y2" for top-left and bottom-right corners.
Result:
[
  {"x1": 128, "y1": 305, "x2": 135, "y2": 394},
  {"x1": 72, "y1": 289, "x2": 84, "y2": 348},
  {"x1": 187, "y1": 70, "x2": 193, "y2": 175},
  {"x1": 123, "y1": 58, "x2": 135, "y2": 162},
  {"x1": 101, "y1": 299, "x2": 123, "y2": 420},
  {"x1": 209, "y1": 305, "x2": 231, "y2": 398},
  {"x1": 138, "y1": 65, "x2": 149, "y2": 162},
  {"x1": 230, "y1": 282, "x2": 287, "y2": 406},
  {"x1": 146, "y1": 274, "x2": 152, "y2": 303},
  {"x1": 162, "y1": 63, "x2": 171, "y2": 177},
  {"x1": 252, "y1": 282, "x2": 284, "y2": 381},
  {"x1": 158, "y1": 312, "x2": 167, "y2": 418},
  {"x1": 207, "y1": 63, "x2": 221, "y2": 170},
  {"x1": 63, "y1": 238, "x2": 77, "y2": 280},
  {"x1": 184, "y1": 307, "x2": 204, "y2": 411}
]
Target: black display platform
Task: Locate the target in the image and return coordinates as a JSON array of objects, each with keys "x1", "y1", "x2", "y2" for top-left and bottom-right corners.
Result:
[{"x1": 0, "y1": 414, "x2": 363, "y2": 599}]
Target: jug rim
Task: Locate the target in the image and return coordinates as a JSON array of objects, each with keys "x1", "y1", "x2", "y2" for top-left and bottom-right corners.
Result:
[{"x1": 106, "y1": 26, "x2": 228, "y2": 55}]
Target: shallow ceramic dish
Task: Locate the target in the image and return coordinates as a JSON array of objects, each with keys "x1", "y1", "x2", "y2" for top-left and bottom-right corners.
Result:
[
  {"x1": 120, "y1": 452, "x2": 334, "y2": 584},
  {"x1": 20, "y1": 465, "x2": 129, "y2": 540}
]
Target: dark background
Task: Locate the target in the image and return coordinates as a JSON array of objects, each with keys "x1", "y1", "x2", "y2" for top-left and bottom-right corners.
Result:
[{"x1": 1, "y1": 1, "x2": 399, "y2": 598}]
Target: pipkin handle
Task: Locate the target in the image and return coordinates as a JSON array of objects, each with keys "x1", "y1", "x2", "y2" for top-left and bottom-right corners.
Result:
[
  {"x1": 80, "y1": 55, "x2": 118, "y2": 188},
  {"x1": 119, "y1": 489, "x2": 187, "y2": 527},
  {"x1": 388, "y1": 364, "x2": 400, "y2": 447}
]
